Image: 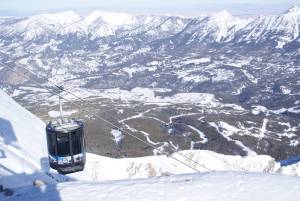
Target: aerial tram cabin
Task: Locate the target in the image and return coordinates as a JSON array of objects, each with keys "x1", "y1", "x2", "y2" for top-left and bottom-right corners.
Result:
[{"x1": 46, "y1": 94, "x2": 86, "y2": 174}]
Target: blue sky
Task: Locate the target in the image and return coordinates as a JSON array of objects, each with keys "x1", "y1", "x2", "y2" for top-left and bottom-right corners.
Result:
[{"x1": 0, "y1": 0, "x2": 299, "y2": 16}]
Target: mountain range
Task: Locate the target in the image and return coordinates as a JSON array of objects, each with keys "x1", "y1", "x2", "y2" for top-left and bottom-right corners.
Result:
[{"x1": 0, "y1": 7, "x2": 299, "y2": 160}]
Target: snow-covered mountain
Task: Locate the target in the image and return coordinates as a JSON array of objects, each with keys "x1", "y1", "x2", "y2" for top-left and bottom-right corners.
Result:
[
  {"x1": 1, "y1": 7, "x2": 300, "y2": 45},
  {"x1": 235, "y1": 5, "x2": 300, "y2": 48},
  {"x1": 1, "y1": 6, "x2": 300, "y2": 200},
  {"x1": 0, "y1": 11, "x2": 82, "y2": 40},
  {"x1": 0, "y1": 7, "x2": 300, "y2": 162}
]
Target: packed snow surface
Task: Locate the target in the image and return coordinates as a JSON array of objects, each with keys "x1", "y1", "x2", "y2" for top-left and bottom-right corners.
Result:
[
  {"x1": 6, "y1": 172, "x2": 300, "y2": 201},
  {"x1": 0, "y1": 89, "x2": 47, "y2": 175}
]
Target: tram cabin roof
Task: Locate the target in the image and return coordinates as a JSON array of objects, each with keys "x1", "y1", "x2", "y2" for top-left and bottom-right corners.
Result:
[{"x1": 46, "y1": 119, "x2": 83, "y2": 133}]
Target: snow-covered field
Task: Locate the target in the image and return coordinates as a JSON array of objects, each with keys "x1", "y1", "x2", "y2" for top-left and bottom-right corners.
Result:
[
  {"x1": 59, "y1": 87, "x2": 221, "y2": 107},
  {"x1": 1, "y1": 89, "x2": 300, "y2": 200}
]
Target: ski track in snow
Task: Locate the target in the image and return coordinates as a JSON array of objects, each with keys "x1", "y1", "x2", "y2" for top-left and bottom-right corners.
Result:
[
  {"x1": 120, "y1": 109, "x2": 261, "y2": 156},
  {"x1": 260, "y1": 118, "x2": 268, "y2": 139},
  {"x1": 119, "y1": 110, "x2": 205, "y2": 154},
  {"x1": 209, "y1": 122, "x2": 257, "y2": 156},
  {"x1": 169, "y1": 113, "x2": 202, "y2": 124},
  {"x1": 119, "y1": 107, "x2": 165, "y2": 150},
  {"x1": 187, "y1": 125, "x2": 208, "y2": 144}
]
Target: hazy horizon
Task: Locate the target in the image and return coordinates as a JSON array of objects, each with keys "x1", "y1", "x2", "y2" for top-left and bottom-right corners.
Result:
[{"x1": 0, "y1": 0, "x2": 299, "y2": 17}]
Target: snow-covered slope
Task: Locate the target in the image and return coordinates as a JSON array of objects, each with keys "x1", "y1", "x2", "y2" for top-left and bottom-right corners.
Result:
[
  {"x1": 0, "y1": 89, "x2": 46, "y2": 172},
  {"x1": 0, "y1": 89, "x2": 64, "y2": 188},
  {"x1": 236, "y1": 5, "x2": 300, "y2": 47},
  {"x1": 6, "y1": 172, "x2": 300, "y2": 201}
]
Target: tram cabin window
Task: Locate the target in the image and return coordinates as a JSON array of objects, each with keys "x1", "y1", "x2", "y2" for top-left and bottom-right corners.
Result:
[
  {"x1": 47, "y1": 132, "x2": 56, "y2": 156},
  {"x1": 57, "y1": 133, "x2": 70, "y2": 157},
  {"x1": 72, "y1": 130, "x2": 82, "y2": 155}
]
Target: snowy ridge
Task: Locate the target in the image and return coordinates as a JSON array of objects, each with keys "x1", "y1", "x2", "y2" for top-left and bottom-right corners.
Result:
[
  {"x1": 71, "y1": 151, "x2": 282, "y2": 182},
  {"x1": 201, "y1": 10, "x2": 252, "y2": 42},
  {"x1": 85, "y1": 10, "x2": 136, "y2": 27},
  {"x1": 285, "y1": 5, "x2": 300, "y2": 14},
  {"x1": 84, "y1": 11, "x2": 137, "y2": 38},
  {"x1": 2, "y1": 11, "x2": 81, "y2": 40},
  {"x1": 1, "y1": 7, "x2": 300, "y2": 46}
]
